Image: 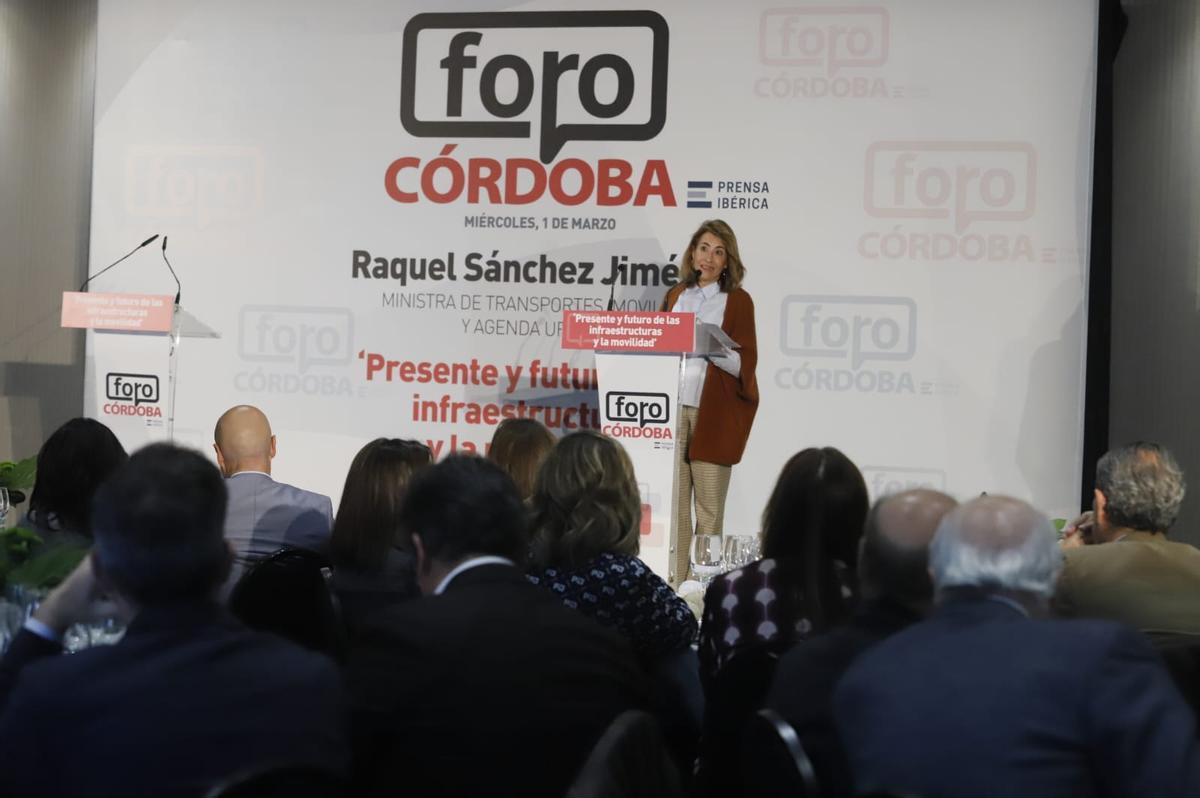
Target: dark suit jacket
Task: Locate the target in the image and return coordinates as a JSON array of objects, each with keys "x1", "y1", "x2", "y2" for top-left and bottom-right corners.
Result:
[
  {"x1": 345, "y1": 563, "x2": 649, "y2": 798},
  {"x1": 1056, "y1": 531, "x2": 1200, "y2": 634},
  {"x1": 833, "y1": 592, "x2": 1200, "y2": 798},
  {"x1": 0, "y1": 602, "x2": 348, "y2": 797},
  {"x1": 765, "y1": 598, "x2": 920, "y2": 795}
]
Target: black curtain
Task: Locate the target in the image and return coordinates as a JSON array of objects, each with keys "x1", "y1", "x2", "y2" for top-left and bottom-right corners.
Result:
[{"x1": 1081, "y1": 0, "x2": 1128, "y2": 506}]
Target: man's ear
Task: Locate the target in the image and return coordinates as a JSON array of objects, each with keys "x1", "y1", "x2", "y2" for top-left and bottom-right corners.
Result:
[
  {"x1": 1094, "y1": 488, "x2": 1107, "y2": 519},
  {"x1": 269, "y1": 435, "x2": 277, "y2": 459},
  {"x1": 213, "y1": 444, "x2": 227, "y2": 477}
]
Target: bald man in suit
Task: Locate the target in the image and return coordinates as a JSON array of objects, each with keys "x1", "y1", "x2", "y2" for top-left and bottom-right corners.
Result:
[{"x1": 214, "y1": 405, "x2": 333, "y2": 579}]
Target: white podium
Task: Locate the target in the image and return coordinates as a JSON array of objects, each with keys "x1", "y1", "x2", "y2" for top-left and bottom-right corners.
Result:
[
  {"x1": 561, "y1": 309, "x2": 733, "y2": 579},
  {"x1": 63, "y1": 291, "x2": 218, "y2": 450}
]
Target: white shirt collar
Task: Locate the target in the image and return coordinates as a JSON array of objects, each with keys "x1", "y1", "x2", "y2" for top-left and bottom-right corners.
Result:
[
  {"x1": 227, "y1": 470, "x2": 270, "y2": 478},
  {"x1": 686, "y1": 281, "x2": 722, "y2": 300},
  {"x1": 433, "y1": 555, "x2": 516, "y2": 595}
]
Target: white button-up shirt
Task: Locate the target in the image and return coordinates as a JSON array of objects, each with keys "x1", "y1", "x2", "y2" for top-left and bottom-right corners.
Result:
[{"x1": 674, "y1": 283, "x2": 741, "y2": 407}]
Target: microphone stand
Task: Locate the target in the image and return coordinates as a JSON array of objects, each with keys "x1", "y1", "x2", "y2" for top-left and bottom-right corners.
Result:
[{"x1": 161, "y1": 236, "x2": 182, "y2": 442}]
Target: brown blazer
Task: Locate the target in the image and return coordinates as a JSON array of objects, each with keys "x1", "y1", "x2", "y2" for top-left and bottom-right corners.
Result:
[
  {"x1": 662, "y1": 283, "x2": 759, "y2": 465},
  {"x1": 1055, "y1": 531, "x2": 1200, "y2": 634}
]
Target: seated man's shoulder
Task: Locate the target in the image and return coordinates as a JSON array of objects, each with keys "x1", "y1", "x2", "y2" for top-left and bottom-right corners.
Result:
[
  {"x1": 1033, "y1": 615, "x2": 1151, "y2": 654},
  {"x1": 272, "y1": 478, "x2": 332, "y2": 508},
  {"x1": 229, "y1": 473, "x2": 329, "y2": 507},
  {"x1": 12, "y1": 621, "x2": 339, "y2": 709},
  {"x1": 1161, "y1": 536, "x2": 1200, "y2": 562}
]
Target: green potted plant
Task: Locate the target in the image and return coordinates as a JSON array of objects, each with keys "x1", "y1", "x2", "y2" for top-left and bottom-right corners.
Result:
[{"x1": 0, "y1": 455, "x2": 36, "y2": 507}]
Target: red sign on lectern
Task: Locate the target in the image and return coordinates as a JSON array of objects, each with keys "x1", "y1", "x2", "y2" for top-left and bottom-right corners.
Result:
[
  {"x1": 561, "y1": 310, "x2": 695, "y2": 353},
  {"x1": 61, "y1": 292, "x2": 174, "y2": 332}
]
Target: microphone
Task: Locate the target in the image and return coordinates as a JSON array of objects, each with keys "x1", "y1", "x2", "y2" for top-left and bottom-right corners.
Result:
[
  {"x1": 79, "y1": 234, "x2": 160, "y2": 292},
  {"x1": 605, "y1": 262, "x2": 627, "y2": 312},
  {"x1": 161, "y1": 235, "x2": 182, "y2": 305}
]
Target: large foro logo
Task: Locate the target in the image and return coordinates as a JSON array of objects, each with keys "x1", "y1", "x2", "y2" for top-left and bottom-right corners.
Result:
[
  {"x1": 606, "y1": 391, "x2": 670, "y2": 427},
  {"x1": 105, "y1": 373, "x2": 159, "y2": 406},
  {"x1": 400, "y1": 11, "x2": 670, "y2": 163}
]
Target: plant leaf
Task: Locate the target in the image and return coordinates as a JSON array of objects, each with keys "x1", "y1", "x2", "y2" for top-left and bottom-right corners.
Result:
[{"x1": 5, "y1": 456, "x2": 36, "y2": 489}]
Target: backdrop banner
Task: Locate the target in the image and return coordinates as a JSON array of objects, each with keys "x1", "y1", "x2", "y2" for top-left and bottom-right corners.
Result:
[{"x1": 87, "y1": 0, "x2": 1099, "y2": 573}]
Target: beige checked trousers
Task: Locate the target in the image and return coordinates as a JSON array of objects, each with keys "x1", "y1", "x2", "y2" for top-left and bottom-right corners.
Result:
[{"x1": 671, "y1": 404, "x2": 732, "y2": 586}]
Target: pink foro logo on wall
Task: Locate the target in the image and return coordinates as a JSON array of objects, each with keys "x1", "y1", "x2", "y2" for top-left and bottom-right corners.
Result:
[
  {"x1": 861, "y1": 466, "x2": 947, "y2": 500},
  {"x1": 124, "y1": 145, "x2": 264, "y2": 229},
  {"x1": 234, "y1": 306, "x2": 363, "y2": 400},
  {"x1": 857, "y1": 141, "x2": 1057, "y2": 264},
  {"x1": 865, "y1": 141, "x2": 1036, "y2": 233},
  {"x1": 759, "y1": 6, "x2": 889, "y2": 75},
  {"x1": 754, "y1": 6, "x2": 918, "y2": 101}
]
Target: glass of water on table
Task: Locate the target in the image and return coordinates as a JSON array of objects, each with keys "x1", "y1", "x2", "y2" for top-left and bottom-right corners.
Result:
[{"x1": 689, "y1": 534, "x2": 724, "y2": 584}]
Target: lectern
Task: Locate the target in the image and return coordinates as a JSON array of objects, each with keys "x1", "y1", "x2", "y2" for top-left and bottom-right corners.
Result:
[{"x1": 62, "y1": 291, "x2": 218, "y2": 449}]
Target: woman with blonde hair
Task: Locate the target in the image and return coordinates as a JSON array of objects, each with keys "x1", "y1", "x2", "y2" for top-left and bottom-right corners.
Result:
[
  {"x1": 527, "y1": 430, "x2": 696, "y2": 659},
  {"x1": 660, "y1": 219, "x2": 759, "y2": 587}
]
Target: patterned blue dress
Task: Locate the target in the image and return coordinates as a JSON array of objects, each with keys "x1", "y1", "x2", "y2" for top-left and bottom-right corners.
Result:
[{"x1": 527, "y1": 552, "x2": 698, "y2": 658}]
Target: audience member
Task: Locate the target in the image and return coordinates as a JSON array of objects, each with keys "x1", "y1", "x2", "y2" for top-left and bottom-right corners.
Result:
[
  {"x1": 213, "y1": 405, "x2": 333, "y2": 578},
  {"x1": 765, "y1": 488, "x2": 956, "y2": 795},
  {"x1": 489, "y1": 417, "x2": 555, "y2": 501},
  {"x1": 328, "y1": 437, "x2": 432, "y2": 633},
  {"x1": 4, "y1": 418, "x2": 127, "y2": 590},
  {"x1": 1057, "y1": 441, "x2": 1200, "y2": 633},
  {"x1": 698, "y1": 446, "x2": 868, "y2": 689},
  {"x1": 834, "y1": 495, "x2": 1200, "y2": 797},
  {"x1": 344, "y1": 454, "x2": 648, "y2": 798},
  {"x1": 0, "y1": 443, "x2": 348, "y2": 796},
  {"x1": 528, "y1": 431, "x2": 697, "y2": 659}
]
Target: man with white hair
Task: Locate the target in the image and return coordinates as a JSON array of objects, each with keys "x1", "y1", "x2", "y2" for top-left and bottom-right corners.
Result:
[
  {"x1": 1058, "y1": 441, "x2": 1200, "y2": 633},
  {"x1": 833, "y1": 495, "x2": 1200, "y2": 798}
]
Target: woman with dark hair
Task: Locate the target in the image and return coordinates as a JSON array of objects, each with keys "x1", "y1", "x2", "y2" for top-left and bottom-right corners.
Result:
[
  {"x1": 660, "y1": 219, "x2": 759, "y2": 587},
  {"x1": 488, "y1": 418, "x2": 555, "y2": 501},
  {"x1": 697, "y1": 446, "x2": 869, "y2": 688},
  {"x1": 4, "y1": 418, "x2": 128, "y2": 589},
  {"x1": 328, "y1": 438, "x2": 433, "y2": 632},
  {"x1": 527, "y1": 431, "x2": 697, "y2": 659}
]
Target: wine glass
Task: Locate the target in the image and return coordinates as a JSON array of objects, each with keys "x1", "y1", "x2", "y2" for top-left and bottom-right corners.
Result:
[
  {"x1": 722, "y1": 535, "x2": 747, "y2": 568},
  {"x1": 689, "y1": 534, "x2": 724, "y2": 584}
]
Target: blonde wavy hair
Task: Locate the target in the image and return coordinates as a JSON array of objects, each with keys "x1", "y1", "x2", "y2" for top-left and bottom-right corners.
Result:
[
  {"x1": 678, "y1": 219, "x2": 746, "y2": 292},
  {"x1": 530, "y1": 430, "x2": 641, "y2": 569}
]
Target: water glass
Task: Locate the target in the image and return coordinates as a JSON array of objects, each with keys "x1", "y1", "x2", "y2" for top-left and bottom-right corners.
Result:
[
  {"x1": 724, "y1": 534, "x2": 762, "y2": 567},
  {"x1": 689, "y1": 533, "x2": 724, "y2": 583},
  {"x1": 722, "y1": 535, "x2": 746, "y2": 567},
  {"x1": 0, "y1": 487, "x2": 8, "y2": 527}
]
